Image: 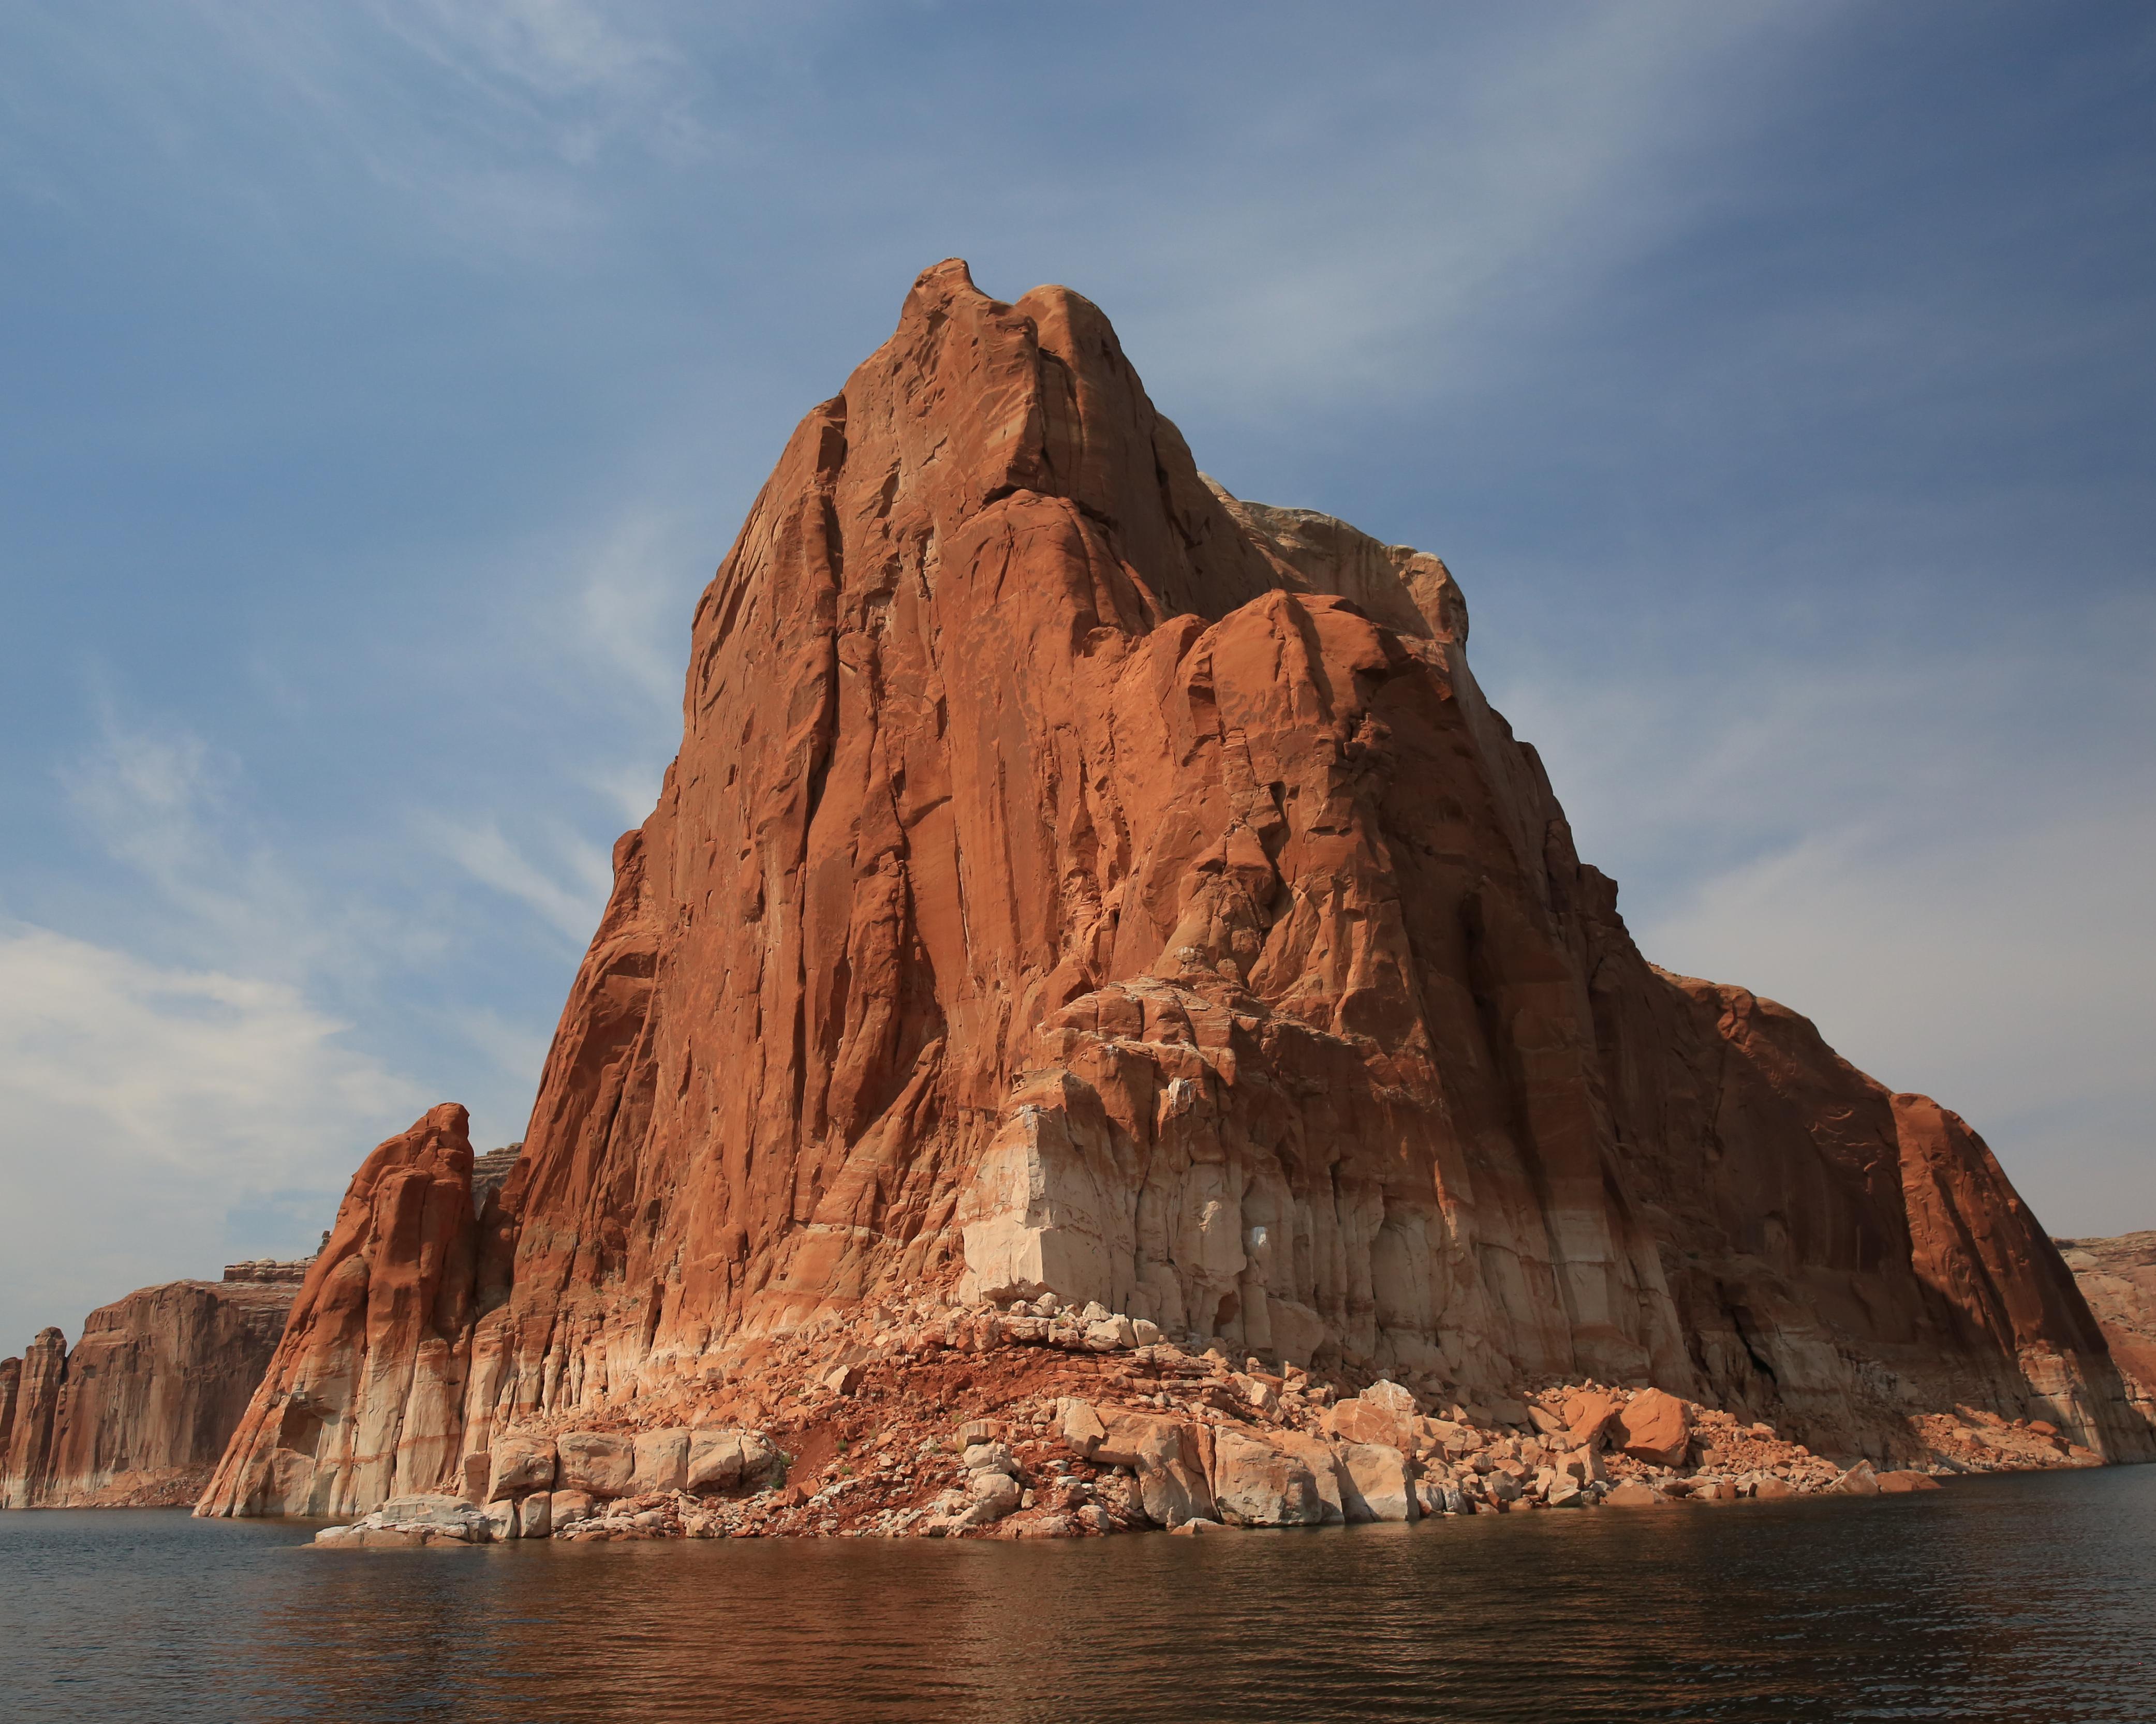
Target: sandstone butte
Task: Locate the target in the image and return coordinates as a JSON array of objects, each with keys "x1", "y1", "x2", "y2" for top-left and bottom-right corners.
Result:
[
  {"x1": 194, "y1": 260, "x2": 2155, "y2": 1542},
  {"x1": 0, "y1": 1263, "x2": 305, "y2": 1508}
]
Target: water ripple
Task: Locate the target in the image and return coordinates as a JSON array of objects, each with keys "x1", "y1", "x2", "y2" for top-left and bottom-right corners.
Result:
[{"x1": 2, "y1": 1467, "x2": 2151, "y2": 1722}]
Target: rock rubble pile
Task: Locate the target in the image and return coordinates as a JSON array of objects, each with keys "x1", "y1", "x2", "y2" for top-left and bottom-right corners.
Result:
[{"x1": 310, "y1": 1292, "x2": 2099, "y2": 1547}]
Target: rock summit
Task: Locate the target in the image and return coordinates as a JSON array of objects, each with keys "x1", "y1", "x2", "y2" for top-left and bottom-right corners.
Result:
[{"x1": 195, "y1": 261, "x2": 2152, "y2": 1534}]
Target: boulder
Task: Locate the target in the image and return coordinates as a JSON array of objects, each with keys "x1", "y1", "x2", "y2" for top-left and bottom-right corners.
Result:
[
  {"x1": 967, "y1": 1470, "x2": 1022, "y2": 1519},
  {"x1": 1324, "y1": 1381, "x2": 1419, "y2": 1450},
  {"x1": 556, "y1": 1432, "x2": 635, "y2": 1497},
  {"x1": 1602, "y1": 1481, "x2": 1670, "y2": 1507},
  {"x1": 686, "y1": 1429, "x2": 746, "y2": 1492},
  {"x1": 516, "y1": 1492, "x2": 552, "y2": 1538},
  {"x1": 376, "y1": 1493, "x2": 481, "y2": 1527},
  {"x1": 483, "y1": 1499, "x2": 518, "y2": 1541},
  {"x1": 1567, "y1": 1392, "x2": 1623, "y2": 1451},
  {"x1": 1268, "y1": 1432, "x2": 1348, "y2": 1524},
  {"x1": 1614, "y1": 1389, "x2": 1692, "y2": 1467},
  {"x1": 961, "y1": 1442, "x2": 1017, "y2": 1476},
  {"x1": 633, "y1": 1429, "x2": 690, "y2": 1494},
  {"x1": 486, "y1": 1434, "x2": 557, "y2": 1502},
  {"x1": 1209, "y1": 1428, "x2": 1324, "y2": 1527},
  {"x1": 1059, "y1": 1400, "x2": 1108, "y2": 1454},
  {"x1": 549, "y1": 1489, "x2": 596, "y2": 1526},
  {"x1": 1835, "y1": 1461, "x2": 1881, "y2": 1496},
  {"x1": 1085, "y1": 1407, "x2": 1214, "y2": 1526},
  {"x1": 1336, "y1": 1443, "x2": 1416, "y2": 1522},
  {"x1": 315, "y1": 1492, "x2": 495, "y2": 1547},
  {"x1": 1558, "y1": 1446, "x2": 1607, "y2": 1485},
  {"x1": 1878, "y1": 1469, "x2": 1943, "y2": 1494},
  {"x1": 1083, "y1": 1315, "x2": 1137, "y2": 1351},
  {"x1": 1751, "y1": 1477, "x2": 1794, "y2": 1500}
]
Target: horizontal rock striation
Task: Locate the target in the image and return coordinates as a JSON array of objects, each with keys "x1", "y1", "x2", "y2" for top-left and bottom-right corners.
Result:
[
  {"x1": 208, "y1": 259, "x2": 2151, "y2": 1526},
  {"x1": 0, "y1": 1277, "x2": 299, "y2": 1508}
]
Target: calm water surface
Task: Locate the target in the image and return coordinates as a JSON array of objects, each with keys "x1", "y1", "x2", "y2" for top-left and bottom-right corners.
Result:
[{"x1": 3, "y1": 1466, "x2": 2151, "y2": 1723}]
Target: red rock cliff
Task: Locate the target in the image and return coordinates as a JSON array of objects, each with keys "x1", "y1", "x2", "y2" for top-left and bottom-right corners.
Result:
[
  {"x1": 0, "y1": 1275, "x2": 299, "y2": 1509},
  {"x1": 2056, "y1": 1232, "x2": 2156, "y2": 1420},
  {"x1": 197, "y1": 1104, "x2": 479, "y2": 1518},
  {"x1": 203, "y1": 262, "x2": 2152, "y2": 1515}
]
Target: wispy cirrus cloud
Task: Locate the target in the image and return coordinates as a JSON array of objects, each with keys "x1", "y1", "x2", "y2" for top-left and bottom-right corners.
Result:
[
  {"x1": 0, "y1": 920, "x2": 425, "y2": 1340},
  {"x1": 420, "y1": 812, "x2": 613, "y2": 943}
]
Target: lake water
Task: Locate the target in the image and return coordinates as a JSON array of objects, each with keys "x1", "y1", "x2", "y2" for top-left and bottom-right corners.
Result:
[{"x1": 4, "y1": 1466, "x2": 2151, "y2": 1723}]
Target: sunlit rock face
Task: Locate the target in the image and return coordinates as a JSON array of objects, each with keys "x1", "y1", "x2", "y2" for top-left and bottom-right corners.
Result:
[
  {"x1": 0, "y1": 1275, "x2": 297, "y2": 1509},
  {"x1": 197, "y1": 1104, "x2": 481, "y2": 1518},
  {"x1": 202, "y1": 262, "x2": 2153, "y2": 1514}
]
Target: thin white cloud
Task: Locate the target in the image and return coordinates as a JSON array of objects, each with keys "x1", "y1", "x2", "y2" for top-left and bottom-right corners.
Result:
[
  {"x1": 0, "y1": 922, "x2": 425, "y2": 1342},
  {"x1": 420, "y1": 812, "x2": 612, "y2": 942},
  {"x1": 58, "y1": 700, "x2": 436, "y2": 983},
  {"x1": 1486, "y1": 601, "x2": 2156, "y2": 1237},
  {"x1": 569, "y1": 506, "x2": 703, "y2": 711},
  {"x1": 451, "y1": 1004, "x2": 554, "y2": 1096},
  {"x1": 1086, "y1": 0, "x2": 1837, "y2": 411}
]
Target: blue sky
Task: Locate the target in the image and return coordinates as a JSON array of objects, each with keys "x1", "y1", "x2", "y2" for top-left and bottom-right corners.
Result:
[{"x1": 2, "y1": 1, "x2": 2150, "y2": 1346}]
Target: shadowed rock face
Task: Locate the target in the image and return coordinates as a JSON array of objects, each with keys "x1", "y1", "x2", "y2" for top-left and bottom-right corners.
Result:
[
  {"x1": 0, "y1": 1280, "x2": 297, "y2": 1508},
  {"x1": 199, "y1": 263, "x2": 2152, "y2": 1516}
]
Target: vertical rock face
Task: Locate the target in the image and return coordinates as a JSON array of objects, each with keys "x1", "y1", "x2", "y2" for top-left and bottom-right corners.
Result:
[
  {"x1": 2056, "y1": 1232, "x2": 2156, "y2": 1419},
  {"x1": 1, "y1": 1330, "x2": 67, "y2": 1507},
  {"x1": 205, "y1": 261, "x2": 2150, "y2": 1512},
  {"x1": 0, "y1": 1279, "x2": 298, "y2": 1508},
  {"x1": 196, "y1": 1104, "x2": 479, "y2": 1518},
  {"x1": 0, "y1": 1356, "x2": 19, "y2": 1462}
]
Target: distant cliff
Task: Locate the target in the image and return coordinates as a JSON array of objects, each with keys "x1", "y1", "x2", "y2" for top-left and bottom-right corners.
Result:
[
  {"x1": 2056, "y1": 1232, "x2": 2156, "y2": 1420},
  {"x1": 1, "y1": 1265, "x2": 305, "y2": 1508}
]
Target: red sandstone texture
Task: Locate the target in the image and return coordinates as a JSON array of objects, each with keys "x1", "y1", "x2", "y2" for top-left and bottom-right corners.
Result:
[
  {"x1": 0, "y1": 1274, "x2": 299, "y2": 1508},
  {"x1": 201, "y1": 260, "x2": 2152, "y2": 1533},
  {"x1": 198, "y1": 1104, "x2": 480, "y2": 1518},
  {"x1": 2055, "y1": 1232, "x2": 2156, "y2": 1419}
]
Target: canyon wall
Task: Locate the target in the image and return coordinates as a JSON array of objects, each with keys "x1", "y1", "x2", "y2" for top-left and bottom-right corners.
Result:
[
  {"x1": 202, "y1": 260, "x2": 2151, "y2": 1519},
  {"x1": 2056, "y1": 1232, "x2": 2156, "y2": 1420},
  {"x1": 0, "y1": 1269, "x2": 301, "y2": 1508}
]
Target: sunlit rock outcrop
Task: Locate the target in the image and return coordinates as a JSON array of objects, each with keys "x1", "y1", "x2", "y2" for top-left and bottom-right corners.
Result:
[{"x1": 203, "y1": 262, "x2": 2153, "y2": 1529}]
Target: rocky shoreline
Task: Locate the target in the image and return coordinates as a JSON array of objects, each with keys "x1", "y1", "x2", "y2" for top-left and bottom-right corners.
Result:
[{"x1": 313, "y1": 1293, "x2": 2095, "y2": 1549}]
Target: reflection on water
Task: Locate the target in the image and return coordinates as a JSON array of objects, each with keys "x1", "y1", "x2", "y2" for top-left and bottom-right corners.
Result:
[{"x1": 3, "y1": 1466, "x2": 2152, "y2": 1723}]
